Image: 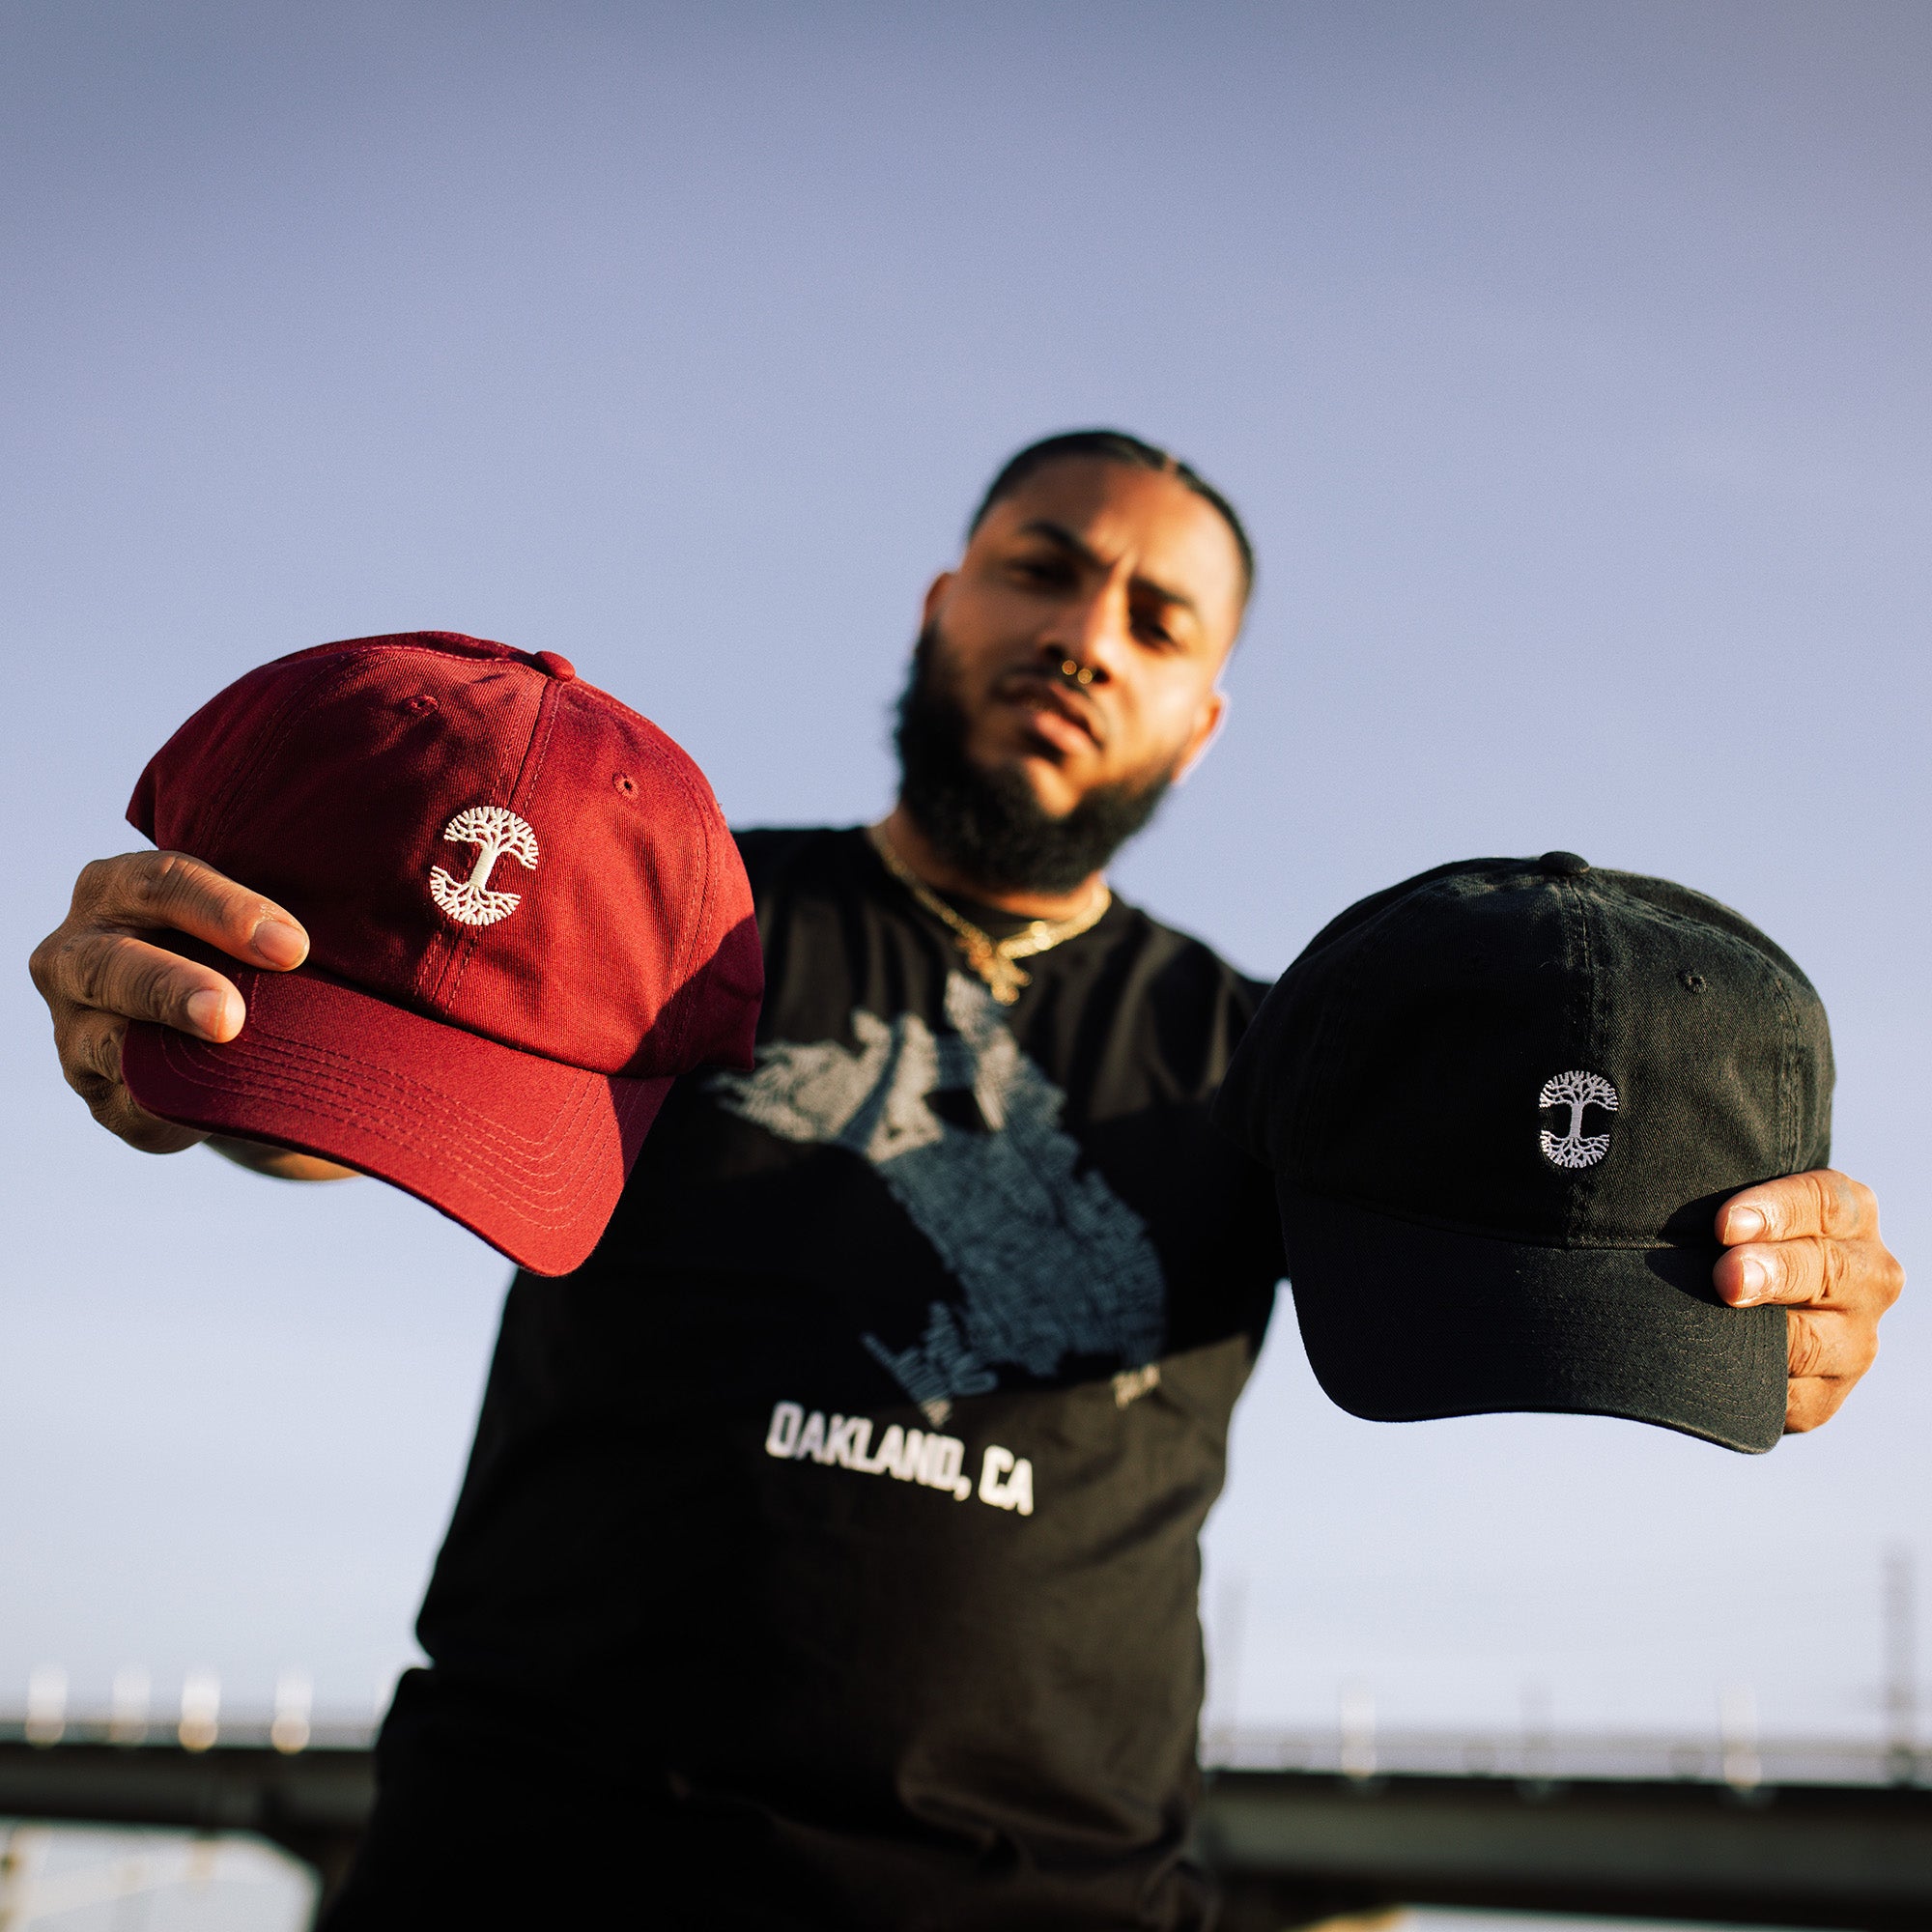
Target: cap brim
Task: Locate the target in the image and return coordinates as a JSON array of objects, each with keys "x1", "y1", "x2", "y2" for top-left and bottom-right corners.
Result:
[
  {"x1": 122, "y1": 963, "x2": 671, "y2": 1277},
  {"x1": 1275, "y1": 1183, "x2": 1787, "y2": 1454}
]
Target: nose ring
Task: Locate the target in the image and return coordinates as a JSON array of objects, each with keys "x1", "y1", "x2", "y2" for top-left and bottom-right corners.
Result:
[{"x1": 1059, "y1": 659, "x2": 1095, "y2": 687}]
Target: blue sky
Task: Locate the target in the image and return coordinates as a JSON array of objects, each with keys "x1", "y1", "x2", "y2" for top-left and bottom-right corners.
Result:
[{"x1": 3, "y1": 1, "x2": 1928, "y2": 1742}]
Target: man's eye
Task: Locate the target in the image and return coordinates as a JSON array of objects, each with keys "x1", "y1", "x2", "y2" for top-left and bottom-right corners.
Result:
[{"x1": 1012, "y1": 557, "x2": 1072, "y2": 586}]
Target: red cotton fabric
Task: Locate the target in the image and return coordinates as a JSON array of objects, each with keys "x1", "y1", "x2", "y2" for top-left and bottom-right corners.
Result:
[{"x1": 121, "y1": 632, "x2": 763, "y2": 1274}]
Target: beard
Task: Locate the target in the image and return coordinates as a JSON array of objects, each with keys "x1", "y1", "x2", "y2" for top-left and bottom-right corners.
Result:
[{"x1": 893, "y1": 623, "x2": 1174, "y2": 896}]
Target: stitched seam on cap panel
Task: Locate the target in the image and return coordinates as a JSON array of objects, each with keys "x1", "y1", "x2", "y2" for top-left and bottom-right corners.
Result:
[
  {"x1": 150, "y1": 1070, "x2": 599, "y2": 1225},
  {"x1": 575, "y1": 715, "x2": 720, "y2": 1075},
  {"x1": 632, "y1": 726, "x2": 716, "y2": 1073},
  {"x1": 238, "y1": 1016, "x2": 599, "y2": 1166},
  {"x1": 151, "y1": 1027, "x2": 612, "y2": 1216},
  {"x1": 150, "y1": 1042, "x2": 610, "y2": 1227},
  {"x1": 200, "y1": 656, "x2": 362, "y2": 855},
  {"x1": 1571, "y1": 877, "x2": 1606, "y2": 1230},
  {"x1": 440, "y1": 669, "x2": 561, "y2": 1015},
  {"x1": 197, "y1": 656, "x2": 345, "y2": 842},
  {"x1": 519, "y1": 676, "x2": 563, "y2": 803},
  {"x1": 424, "y1": 665, "x2": 546, "y2": 1011},
  {"x1": 1627, "y1": 887, "x2": 1828, "y2": 1162},
  {"x1": 1629, "y1": 894, "x2": 1805, "y2": 1180},
  {"x1": 1619, "y1": 895, "x2": 1764, "y2": 961},
  {"x1": 664, "y1": 775, "x2": 720, "y2": 1073},
  {"x1": 257, "y1": 951, "x2": 613, "y2": 1074},
  {"x1": 366, "y1": 640, "x2": 539, "y2": 1012},
  {"x1": 1775, "y1": 966, "x2": 1799, "y2": 1176},
  {"x1": 156, "y1": 1021, "x2": 601, "y2": 1173},
  {"x1": 1627, "y1": 895, "x2": 1803, "y2": 1015},
  {"x1": 201, "y1": 640, "x2": 520, "y2": 855},
  {"x1": 1293, "y1": 880, "x2": 1448, "y2": 1175},
  {"x1": 1280, "y1": 1185, "x2": 1724, "y2": 1253}
]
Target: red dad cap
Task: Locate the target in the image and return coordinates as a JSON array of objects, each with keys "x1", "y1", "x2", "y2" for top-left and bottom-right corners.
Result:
[{"x1": 122, "y1": 632, "x2": 763, "y2": 1275}]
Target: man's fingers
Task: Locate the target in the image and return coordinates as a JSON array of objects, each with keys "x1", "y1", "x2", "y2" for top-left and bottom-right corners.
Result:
[
  {"x1": 1709, "y1": 1167, "x2": 1900, "y2": 1435},
  {"x1": 1716, "y1": 1169, "x2": 1875, "y2": 1247},
  {"x1": 1785, "y1": 1377, "x2": 1852, "y2": 1435},
  {"x1": 1716, "y1": 1225, "x2": 1903, "y2": 1315},
  {"x1": 90, "y1": 1081, "x2": 210, "y2": 1155},
  {"x1": 1785, "y1": 1307, "x2": 1879, "y2": 1384},
  {"x1": 52, "y1": 932, "x2": 245, "y2": 1039},
  {"x1": 70, "y1": 850, "x2": 308, "y2": 970},
  {"x1": 29, "y1": 849, "x2": 306, "y2": 1157},
  {"x1": 1714, "y1": 1234, "x2": 1854, "y2": 1310},
  {"x1": 57, "y1": 1011, "x2": 208, "y2": 1152},
  {"x1": 61, "y1": 1009, "x2": 131, "y2": 1094}
]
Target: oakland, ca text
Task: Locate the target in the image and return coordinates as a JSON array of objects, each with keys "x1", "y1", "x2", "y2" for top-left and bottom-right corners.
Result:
[{"x1": 763, "y1": 1401, "x2": 1035, "y2": 1516}]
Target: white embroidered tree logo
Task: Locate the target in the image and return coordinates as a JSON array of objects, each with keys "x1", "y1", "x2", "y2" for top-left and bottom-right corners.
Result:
[
  {"x1": 1537, "y1": 1069, "x2": 1618, "y2": 1169},
  {"x1": 429, "y1": 806, "x2": 539, "y2": 926}
]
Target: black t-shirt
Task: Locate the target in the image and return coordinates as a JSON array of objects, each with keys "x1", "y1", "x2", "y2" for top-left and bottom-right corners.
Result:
[{"x1": 410, "y1": 827, "x2": 1286, "y2": 1929}]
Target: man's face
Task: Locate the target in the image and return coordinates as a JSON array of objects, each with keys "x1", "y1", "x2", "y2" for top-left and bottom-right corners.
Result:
[{"x1": 919, "y1": 458, "x2": 1245, "y2": 820}]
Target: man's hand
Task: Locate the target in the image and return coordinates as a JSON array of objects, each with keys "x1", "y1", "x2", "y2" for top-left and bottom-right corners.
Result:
[
  {"x1": 29, "y1": 850, "x2": 310, "y2": 1154},
  {"x1": 1714, "y1": 1171, "x2": 1903, "y2": 1434}
]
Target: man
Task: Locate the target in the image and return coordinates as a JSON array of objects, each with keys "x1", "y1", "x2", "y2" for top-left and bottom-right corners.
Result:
[{"x1": 30, "y1": 432, "x2": 1903, "y2": 1927}]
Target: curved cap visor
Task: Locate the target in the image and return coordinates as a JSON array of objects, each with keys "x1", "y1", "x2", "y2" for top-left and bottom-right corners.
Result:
[
  {"x1": 1276, "y1": 1184, "x2": 1787, "y2": 1454},
  {"x1": 121, "y1": 964, "x2": 672, "y2": 1277}
]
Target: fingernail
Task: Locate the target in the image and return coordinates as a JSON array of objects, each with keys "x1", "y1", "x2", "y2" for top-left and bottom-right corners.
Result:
[
  {"x1": 1727, "y1": 1207, "x2": 1765, "y2": 1243},
  {"x1": 1737, "y1": 1255, "x2": 1769, "y2": 1303},
  {"x1": 251, "y1": 918, "x2": 307, "y2": 968},
  {"x1": 185, "y1": 988, "x2": 230, "y2": 1037}
]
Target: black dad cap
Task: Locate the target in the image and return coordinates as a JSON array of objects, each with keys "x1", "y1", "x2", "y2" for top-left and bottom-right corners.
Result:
[{"x1": 1214, "y1": 853, "x2": 1833, "y2": 1454}]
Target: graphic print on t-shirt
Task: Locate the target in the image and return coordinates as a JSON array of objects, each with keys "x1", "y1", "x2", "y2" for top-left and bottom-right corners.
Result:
[{"x1": 712, "y1": 971, "x2": 1166, "y2": 1416}]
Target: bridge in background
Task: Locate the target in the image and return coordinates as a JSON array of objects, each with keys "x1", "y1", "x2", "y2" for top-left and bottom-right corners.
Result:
[{"x1": 0, "y1": 1714, "x2": 1928, "y2": 1929}]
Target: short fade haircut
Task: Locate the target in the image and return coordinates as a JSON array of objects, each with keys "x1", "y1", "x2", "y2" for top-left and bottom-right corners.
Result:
[{"x1": 967, "y1": 428, "x2": 1256, "y2": 602}]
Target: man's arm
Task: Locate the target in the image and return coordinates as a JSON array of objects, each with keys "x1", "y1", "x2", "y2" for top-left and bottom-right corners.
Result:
[
  {"x1": 1715, "y1": 1171, "x2": 1903, "y2": 1433},
  {"x1": 28, "y1": 849, "x2": 355, "y2": 1180}
]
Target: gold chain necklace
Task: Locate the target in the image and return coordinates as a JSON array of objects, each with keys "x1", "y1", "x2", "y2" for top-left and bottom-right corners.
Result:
[{"x1": 867, "y1": 822, "x2": 1112, "y2": 1006}]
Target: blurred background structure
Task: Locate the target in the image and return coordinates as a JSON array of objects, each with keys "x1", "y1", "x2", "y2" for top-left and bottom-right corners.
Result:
[{"x1": 3, "y1": 2, "x2": 1929, "y2": 1923}]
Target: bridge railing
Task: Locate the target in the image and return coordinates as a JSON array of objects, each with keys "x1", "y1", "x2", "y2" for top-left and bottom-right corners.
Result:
[
  {"x1": 1200, "y1": 1721, "x2": 1923, "y2": 1791},
  {"x1": 1, "y1": 1712, "x2": 1929, "y2": 1929}
]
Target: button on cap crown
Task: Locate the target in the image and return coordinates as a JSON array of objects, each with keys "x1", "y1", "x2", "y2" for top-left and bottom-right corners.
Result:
[{"x1": 1538, "y1": 850, "x2": 1589, "y2": 876}]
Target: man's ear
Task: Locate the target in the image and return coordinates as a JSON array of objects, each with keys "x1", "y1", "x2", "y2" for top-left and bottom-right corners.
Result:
[
  {"x1": 1172, "y1": 691, "x2": 1229, "y2": 785},
  {"x1": 920, "y1": 571, "x2": 955, "y2": 629}
]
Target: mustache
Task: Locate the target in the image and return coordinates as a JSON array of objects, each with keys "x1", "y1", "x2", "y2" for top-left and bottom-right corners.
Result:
[{"x1": 992, "y1": 667, "x2": 1106, "y2": 749}]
